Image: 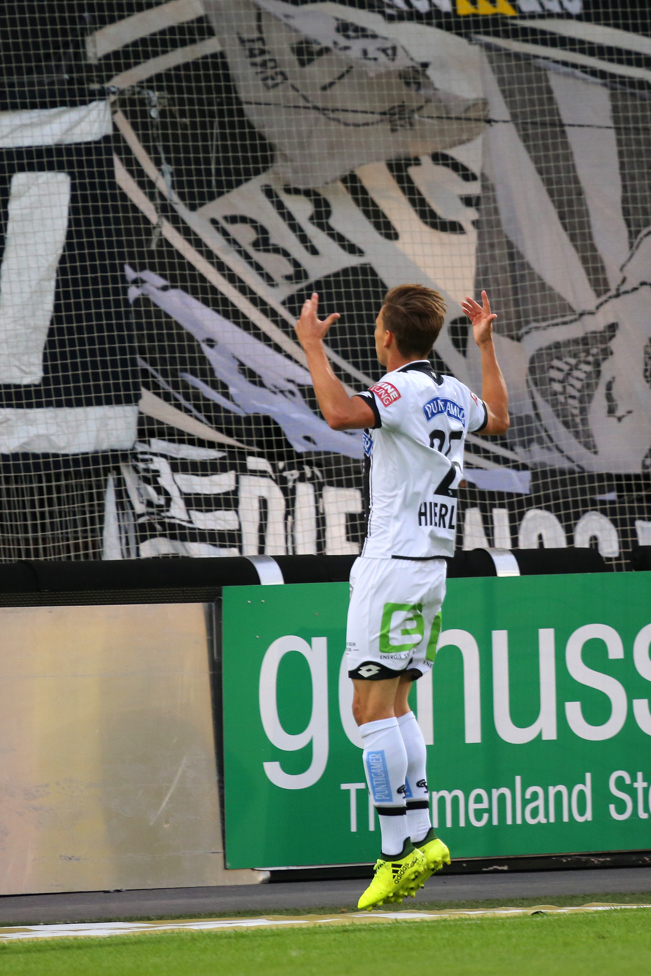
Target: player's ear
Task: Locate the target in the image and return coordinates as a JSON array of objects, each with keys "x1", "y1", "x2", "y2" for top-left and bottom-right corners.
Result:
[{"x1": 384, "y1": 329, "x2": 394, "y2": 349}]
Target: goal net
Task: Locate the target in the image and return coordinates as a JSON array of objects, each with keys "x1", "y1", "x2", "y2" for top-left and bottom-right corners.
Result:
[{"x1": 0, "y1": 1, "x2": 649, "y2": 567}]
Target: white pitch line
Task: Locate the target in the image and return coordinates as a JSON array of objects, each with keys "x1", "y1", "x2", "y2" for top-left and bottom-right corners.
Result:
[{"x1": 2, "y1": 904, "x2": 650, "y2": 942}]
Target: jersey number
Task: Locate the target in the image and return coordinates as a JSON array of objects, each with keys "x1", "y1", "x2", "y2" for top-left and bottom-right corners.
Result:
[{"x1": 429, "y1": 428, "x2": 462, "y2": 498}]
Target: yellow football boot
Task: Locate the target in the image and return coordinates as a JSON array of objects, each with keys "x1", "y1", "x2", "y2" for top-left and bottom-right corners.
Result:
[
  {"x1": 415, "y1": 827, "x2": 451, "y2": 884},
  {"x1": 357, "y1": 842, "x2": 427, "y2": 910}
]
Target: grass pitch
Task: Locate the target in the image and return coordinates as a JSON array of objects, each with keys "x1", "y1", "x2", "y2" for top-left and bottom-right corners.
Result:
[{"x1": 1, "y1": 910, "x2": 650, "y2": 976}]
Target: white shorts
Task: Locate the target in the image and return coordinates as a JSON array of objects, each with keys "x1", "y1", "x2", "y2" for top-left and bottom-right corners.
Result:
[{"x1": 346, "y1": 556, "x2": 447, "y2": 681}]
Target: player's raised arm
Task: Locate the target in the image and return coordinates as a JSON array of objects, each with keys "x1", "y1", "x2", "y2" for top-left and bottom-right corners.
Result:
[
  {"x1": 295, "y1": 293, "x2": 375, "y2": 431},
  {"x1": 461, "y1": 290, "x2": 510, "y2": 436}
]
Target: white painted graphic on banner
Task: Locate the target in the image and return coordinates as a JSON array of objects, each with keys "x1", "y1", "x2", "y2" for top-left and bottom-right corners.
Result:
[{"x1": 127, "y1": 268, "x2": 364, "y2": 458}]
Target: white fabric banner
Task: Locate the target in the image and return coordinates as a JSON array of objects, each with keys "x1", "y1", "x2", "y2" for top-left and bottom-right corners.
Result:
[
  {"x1": 0, "y1": 405, "x2": 138, "y2": 454},
  {"x1": 0, "y1": 173, "x2": 71, "y2": 385},
  {"x1": 205, "y1": 0, "x2": 486, "y2": 187},
  {"x1": 0, "y1": 101, "x2": 112, "y2": 149},
  {"x1": 127, "y1": 267, "x2": 364, "y2": 458}
]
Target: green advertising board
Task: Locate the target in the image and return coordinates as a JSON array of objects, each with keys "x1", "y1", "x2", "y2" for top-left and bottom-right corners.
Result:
[{"x1": 222, "y1": 573, "x2": 651, "y2": 869}]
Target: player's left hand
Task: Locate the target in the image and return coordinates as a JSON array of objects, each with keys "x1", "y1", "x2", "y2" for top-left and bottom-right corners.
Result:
[
  {"x1": 461, "y1": 290, "x2": 497, "y2": 347},
  {"x1": 295, "y1": 293, "x2": 340, "y2": 348}
]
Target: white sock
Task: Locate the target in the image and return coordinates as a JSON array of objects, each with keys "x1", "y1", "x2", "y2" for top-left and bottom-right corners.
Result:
[
  {"x1": 360, "y1": 716, "x2": 409, "y2": 857},
  {"x1": 397, "y1": 711, "x2": 432, "y2": 843}
]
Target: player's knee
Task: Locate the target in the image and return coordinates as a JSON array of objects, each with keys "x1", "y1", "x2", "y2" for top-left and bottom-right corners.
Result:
[{"x1": 354, "y1": 696, "x2": 396, "y2": 726}]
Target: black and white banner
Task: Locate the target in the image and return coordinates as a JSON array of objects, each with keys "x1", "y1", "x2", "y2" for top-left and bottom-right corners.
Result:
[
  {"x1": 0, "y1": 100, "x2": 139, "y2": 454},
  {"x1": 1, "y1": 1, "x2": 649, "y2": 563},
  {"x1": 83, "y1": 0, "x2": 651, "y2": 562}
]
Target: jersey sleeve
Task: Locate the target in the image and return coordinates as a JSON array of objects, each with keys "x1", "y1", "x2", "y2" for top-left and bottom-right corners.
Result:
[
  {"x1": 352, "y1": 391, "x2": 381, "y2": 429},
  {"x1": 467, "y1": 389, "x2": 488, "y2": 432},
  {"x1": 354, "y1": 376, "x2": 409, "y2": 431}
]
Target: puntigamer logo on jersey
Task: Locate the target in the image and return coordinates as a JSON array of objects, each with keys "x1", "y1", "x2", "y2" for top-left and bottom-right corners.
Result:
[
  {"x1": 422, "y1": 397, "x2": 466, "y2": 424},
  {"x1": 370, "y1": 382, "x2": 401, "y2": 407}
]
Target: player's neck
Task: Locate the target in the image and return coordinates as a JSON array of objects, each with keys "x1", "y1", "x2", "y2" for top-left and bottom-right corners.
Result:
[{"x1": 383, "y1": 351, "x2": 427, "y2": 373}]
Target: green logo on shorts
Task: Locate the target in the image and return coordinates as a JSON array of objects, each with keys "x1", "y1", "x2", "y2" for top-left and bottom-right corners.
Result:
[
  {"x1": 379, "y1": 603, "x2": 425, "y2": 655},
  {"x1": 425, "y1": 611, "x2": 443, "y2": 662}
]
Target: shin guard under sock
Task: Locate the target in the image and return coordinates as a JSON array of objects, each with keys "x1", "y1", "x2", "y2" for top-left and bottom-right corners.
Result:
[
  {"x1": 397, "y1": 710, "x2": 432, "y2": 843},
  {"x1": 360, "y1": 716, "x2": 408, "y2": 857}
]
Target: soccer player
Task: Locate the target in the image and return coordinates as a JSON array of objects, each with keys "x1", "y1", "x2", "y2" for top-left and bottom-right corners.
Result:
[{"x1": 295, "y1": 285, "x2": 509, "y2": 909}]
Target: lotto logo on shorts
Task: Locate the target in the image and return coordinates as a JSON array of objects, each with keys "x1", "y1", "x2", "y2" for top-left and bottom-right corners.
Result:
[{"x1": 370, "y1": 382, "x2": 401, "y2": 407}]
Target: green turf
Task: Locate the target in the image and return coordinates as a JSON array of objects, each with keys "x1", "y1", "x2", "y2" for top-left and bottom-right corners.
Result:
[{"x1": 2, "y1": 910, "x2": 651, "y2": 976}]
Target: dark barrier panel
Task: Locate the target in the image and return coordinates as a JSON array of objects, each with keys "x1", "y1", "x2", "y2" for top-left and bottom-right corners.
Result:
[
  {"x1": 512, "y1": 547, "x2": 608, "y2": 576},
  {"x1": 449, "y1": 548, "x2": 607, "y2": 578},
  {"x1": 632, "y1": 547, "x2": 651, "y2": 571},
  {"x1": 20, "y1": 556, "x2": 260, "y2": 592},
  {"x1": 0, "y1": 548, "x2": 607, "y2": 597},
  {"x1": 271, "y1": 554, "x2": 357, "y2": 584}
]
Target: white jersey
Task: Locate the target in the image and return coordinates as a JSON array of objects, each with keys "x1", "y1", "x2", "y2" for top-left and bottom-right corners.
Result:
[{"x1": 355, "y1": 360, "x2": 487, "y2": 559}]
